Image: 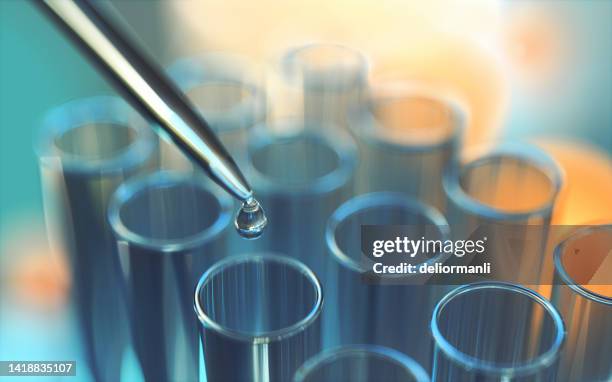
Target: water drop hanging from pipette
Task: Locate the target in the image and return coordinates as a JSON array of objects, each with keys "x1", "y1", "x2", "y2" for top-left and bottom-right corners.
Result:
[{"x1": 234, "y1": 197, "x2": 267, "y2": 239}]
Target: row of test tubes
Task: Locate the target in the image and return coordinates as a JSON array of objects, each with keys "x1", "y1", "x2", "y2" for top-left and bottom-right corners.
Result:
[{"x1": 36, "y1": 43, "x2": 610, "y2": 381}]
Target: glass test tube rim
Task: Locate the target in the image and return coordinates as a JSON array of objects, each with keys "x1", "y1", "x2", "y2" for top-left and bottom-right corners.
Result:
[
  {"x1": 325, "y1": 192, "x2": 451, "y2": 274},
  {"x1": 194, "y1": 253, "x2": 324, "y2": 344},
  {"x1": 443, "y1": 142, "x2": 564, "y2": 221},
  {"x1": 107, "y1": 170, "x2": 233, "y2": 252},
  {"x1": 280, "y1": 41, "x2": 370, "y2": 91},
  {"x1": 167, "y1": 53, "x2": 267, "y2": 134},
  {"x1": 348, "y1": 83, "x2": 467, "y2": 153},
  {"x1": 430, "y1": 281, "x2": 566, "y2": 377},
  {"x1": 35, "y1": 95, "x2": 157, "y2": 174},
  {"x1": 293, "y1": 344, "x2": 430, "y2": 382},
  {"x1": 553, "y1": 225, "x2": 612, "y2": 306},
  {"x1": 246, "y1": 122, "x2": 358, "y2": 195}
]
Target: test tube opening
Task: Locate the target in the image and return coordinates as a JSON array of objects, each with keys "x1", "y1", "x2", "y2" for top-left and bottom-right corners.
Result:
[
  {"x1": 445, "y1": 145, "x2": 563, "y2": 219},
  {"x1": 108, "y1": 172, "x2": 232, "y2": 250},
  {"x1": 248, "y1": 129, "x2": 355, "y2": 194},
  {"x1": 37, "y1": 96, "x2": 157, "y2": 173},
  {"x1": 294, "y1": 345, "x2": 430, "y2": 382},
  {"x1": 195, "y1": 254, "x2": 323, "y2": 342},
  {"x1": 327, "y1": 193, "x2": 449, "y2": 273},
  {"x1": 167, "y1": 53, "x2": 266, "y2": 135},
  {"x1": 357, "y1": 85, "x2": 465, "y2": 148},
  {"x1": 54, "y1": 122, "x2": 136, "y2": 160},
  {"x1": 431, "y1": 282, "x2": 565, "y2": 377}
]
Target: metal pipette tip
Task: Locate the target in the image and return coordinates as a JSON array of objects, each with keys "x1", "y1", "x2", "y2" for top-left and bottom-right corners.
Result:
[
  {"x1": 36, "y1": 1, "x2": 269, "y2": 238},
  {"x1": 235, "y1": 197, "x2": 267, "y2": 239}
]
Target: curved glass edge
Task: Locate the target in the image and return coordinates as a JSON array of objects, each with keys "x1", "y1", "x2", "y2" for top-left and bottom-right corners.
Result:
[
  {"x1": 35, "y1": 95, "x2": 157, "y2": 175},
  {"x1": 325, "y1": 192, "x2": 450, "y2": 274},
  {"x1": 246, "y1": 121, "x2": 358, "y2": 196},
  {"x1": 107, "y1": 170, "x2": 232, "y2": 252},
  {"x1": 553, "y1": 225, "x2": 612, "y2": 306},
  {"x1": 430, "y1": 282, "x2": 566, "y2": 377},
  {"x1": 442, "y1": 142, "x2": 564, "y2": 222},
  {"x1": 293, "y1": 345, "x2": 430, "y2": 382},
  {"x1": 193, "y1": 253, "x2": 323, "y2": 344}
]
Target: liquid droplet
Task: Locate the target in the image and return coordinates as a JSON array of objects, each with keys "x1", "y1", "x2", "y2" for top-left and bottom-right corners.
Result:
[{"x1": 235, "y1": 197, "x2": 267, "y2": 239}]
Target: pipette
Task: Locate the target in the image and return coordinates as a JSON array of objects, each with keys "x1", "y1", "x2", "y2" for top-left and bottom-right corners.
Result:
[{"x1": 36, "y1": 0, "x2": 267, "y2": 238}]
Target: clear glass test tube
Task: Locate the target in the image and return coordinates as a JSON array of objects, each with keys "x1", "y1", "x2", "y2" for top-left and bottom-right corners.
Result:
[
  {"x1": 108, "y1": 171, "x2": 232, "y2": 382},
  {"x1": 35, "y1": 96, "x2": 158, "y2": 381},
  {"x1": 325, "y1": 192, "x2": 450, "y2": 370},
  {"x1": 166, "y1": 52, "x2": 267, "y2": 169},
  {"x1": 195, "y1": 254, "x2": 323, "y2": 382},
  {"x1": 349, "y1": 83, "x2": 466, "y2": 209},
  {"x1": 431, "y1": 282, "x2": 565, "y2": 381},
  {"x1": 442, "y1": 143, "x2": 563, "y2": 284},
  {"x1": 245, "y1": 121, "x2": 357, "y2": 275},
  {"x1": 552, "y1": 225, "x2": 612, "y2": 382},
  {"x1": 294, "y1": 345, "x2": 430, "y2": 382},
  {"x1": 279, "y1": 42, "x2": 369, "y2": 129}
]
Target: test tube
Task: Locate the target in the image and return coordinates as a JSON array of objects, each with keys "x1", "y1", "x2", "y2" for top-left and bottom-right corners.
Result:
[
  {"x1": 245, "y1": 122, "x2": 357, "y2": 275},
  {"x1": 294, "y1": 345, "x2": 430, "y2": 382},
  {"x1": 442, "y1": 143, "x2": 563, "y2": 284},
  {"x1": 36, "y1": 96, "x2": 158, "y2": 381},
  {"x1": 195, "y1": 254, "x2": 323, "y2": 382},
  {"x1": 108, "y1": 171, "x2": 232, "y2": 382},
  {"x1": 349, "y1": 83, "x2": 465, "y2": 209},
  {"x1": 280, "y1": 42, "x2": 369, "y2": 129},
  {"x1": 431, "y1": 282, "x2": 565, "y2": 381},
  {"x1": 551, "y1": 225, "x2": 612, "y2": 382},
  {"x1": 166, "y1": 53, "x2": 267, "y2": 168},
  {"x1": 325, "y1": 192, "x2": 450, "y2": 370}
]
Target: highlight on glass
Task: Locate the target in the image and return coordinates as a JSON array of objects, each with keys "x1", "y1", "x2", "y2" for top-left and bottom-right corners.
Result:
[
  {"x1": 108, "y1": 171, "x2": 232, "y2": 382},
  {"x1": 194, "y1": 254, "x2": 323, "y2": 382},
  {"x1": 552, "y1": 225, "x2": 612, "y2": 382},
  {"x1": 431, "y1": 282, "x2": 565, "y2": 381},
  {"x1": 294, "y1": 345, "x2": 430, "y2": 382}
]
